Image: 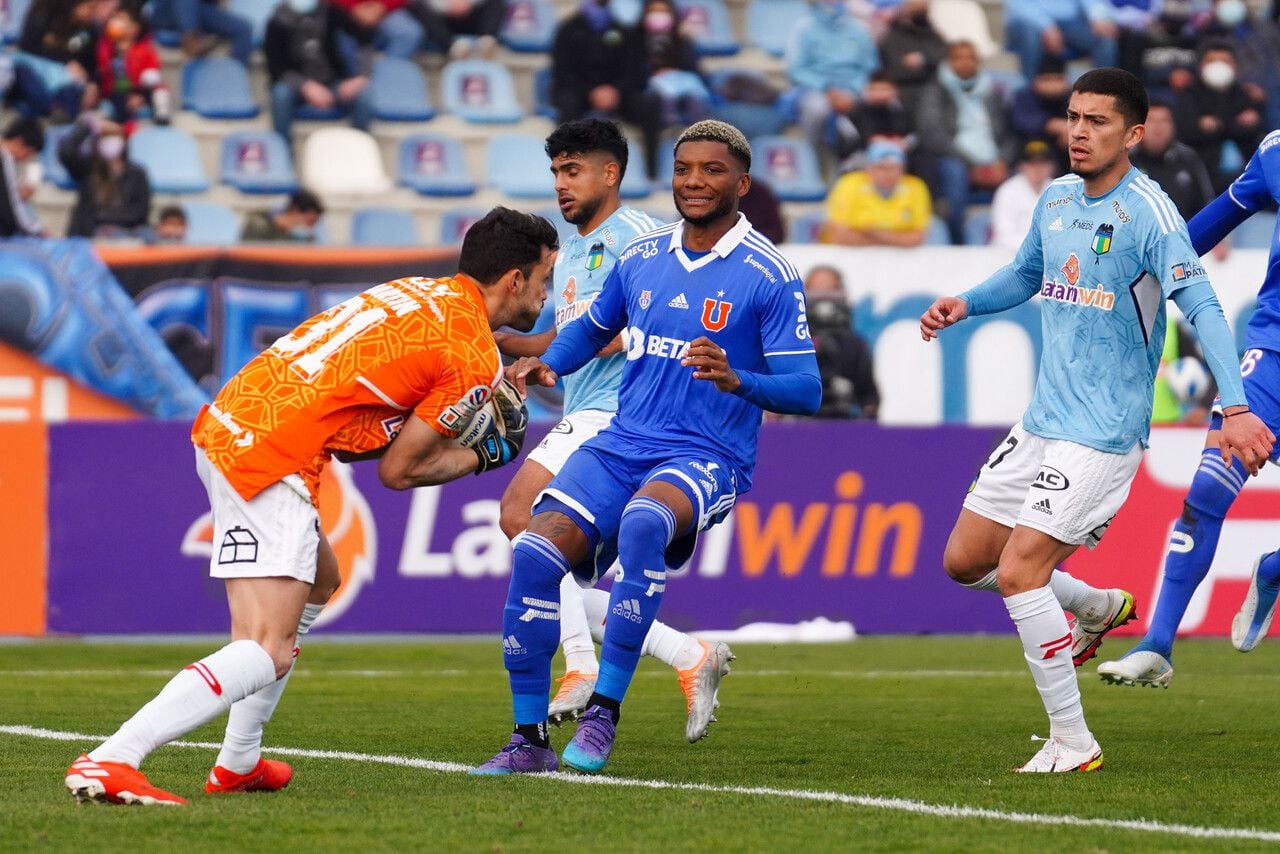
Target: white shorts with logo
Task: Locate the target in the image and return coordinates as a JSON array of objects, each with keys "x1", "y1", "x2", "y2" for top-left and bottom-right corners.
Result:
[
  {"x1": 962, "y1": 422, "x2": 1144, "y2": 549},
  {"x1": 195, "y1": 448, "x2": 320, "y2": 583},
  {"x1": 526, "y1": 408, "x2": 616, "y2": 475}
]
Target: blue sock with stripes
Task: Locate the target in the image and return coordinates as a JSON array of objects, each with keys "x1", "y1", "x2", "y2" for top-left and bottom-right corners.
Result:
[
  {"x1": 597, "y1": 497, "x2": 677, "y2": 703},
  {"x1": 504, "y1": 532, "x2": 570, "y2": 725},
  {"x1": 1139, "y1": 449, "x2": 1246, "y2": 658}
]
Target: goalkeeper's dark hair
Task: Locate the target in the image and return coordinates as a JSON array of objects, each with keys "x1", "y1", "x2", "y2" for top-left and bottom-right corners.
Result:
[
  {"x1": 459, "y1": 206, "x2": 560, "y2": 285},
  {"x1": 1072, "y1": 67, "x2": 1149, "y2": 128},
  {"x1": 545, "y1": 118, "x2": 629, "y2": 181}
]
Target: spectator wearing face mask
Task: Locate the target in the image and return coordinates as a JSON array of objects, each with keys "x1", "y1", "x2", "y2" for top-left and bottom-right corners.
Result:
[
  {"x1": 802, "y1": 264, "x2": 879, "y2": 419},
  {"x1": 241, "y1": 189, "x2": 325, "y2": 242},
  {"x1": 1196, "y1": 0, "x2": 1280, "y2": 130},
  {"x1": 58, "y1": 116, "x2": 153, "y2": 239},
  {"x1": 1175, "y1": 40, "x2": 1267, "y2": 190},
  {"x1": 640, "y1": 0, "x2": 709, "y2": 128}
]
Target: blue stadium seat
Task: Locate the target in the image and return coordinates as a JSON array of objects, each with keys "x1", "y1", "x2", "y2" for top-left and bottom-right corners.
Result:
[
  {"x1": 675, "y1": 0, "x2": 739, "y2": 55},
  {"x1": 964, "y1": 208, "x2": 992, "y2": 246},
  {"x1": 746, "y1": 0, "x2": 806, "y2": 57},
  {"x1": 351, "y1": 207, "x2": 419, "y2": 246},
  {"x1": 501, "y1": 0, "x2": 555, "y2": 52},
  {"x1": 0, "y1": 0, "x2": 31, "y2": 43},
  {"x1": 619, "y1": 137, "x2": 652, "y2": 197},
  {"x1": 439, "y1": 207, "x2": 487, "y2": 245},
  {"x1": 750, "y1": 136, "x2": 825, "y2": 202},
  {"x1": 398, "y1": 134, "x2": 476, "y2": 196},
  {"x1": 182, "y1": 57, "x2": 259, "y2": 119},
  {"x1": 129, "y1": 126, "x2": 210, "y2": 193},
  {"x1": 787, "y1": 210, "x2": 825, "y2": 244},
  {"x1": 41, "y1": 124, "x2": 76, "y2": 190},
  {"x1": 486, "y1": 134, "x2": 554, "y2": 198},
  {"x1": 924, "y1": 214, "x2": 950, "y2": 246},
  {"x1": 227, "y1": 0, "x2": 276, "y2": 45},
  {"x1": 220, "y1": 131, "x2": 299, "y2": 194},
  {"x1": 183, "y1": 201, "x2": 241, "y2": 245},
  {"x1": 369, "y1": 56, "x2": 435, "y2": 122},
  {"x1": 441, "y1": 59, "x2": 523, "y2": 123},
  {"x1": 532, "y1": 66, "x2": 557, "y2": 120},
  {"x1": 707, "y1": 69, "x2": 788, "y2": 139},
  {"x1": 535, "y1": 205, "x2": 576, "y2": 244},
  {"x1": 1233, "y1": 211, "x2": 1277, "y2": 249}
]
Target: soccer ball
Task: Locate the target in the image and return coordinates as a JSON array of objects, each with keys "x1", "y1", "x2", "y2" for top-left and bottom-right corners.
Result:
[
  {"x1": 452, "y1": 400, "x2": 501, "y2": 448},
  {"x1": 1164, "y1": 356, "x2": 1209, "y2": 404}
]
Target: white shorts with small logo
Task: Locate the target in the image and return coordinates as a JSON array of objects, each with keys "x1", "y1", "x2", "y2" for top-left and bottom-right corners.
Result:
[
  {"x1": 962, "y1": 422, "x2": 1144, "y2": 549},
  {"x1": 526, "y1": 408, "x2": 616, "y2": 475},
  {"x1": 194, "y1": 448, "x2": 320, "y2": 583}
]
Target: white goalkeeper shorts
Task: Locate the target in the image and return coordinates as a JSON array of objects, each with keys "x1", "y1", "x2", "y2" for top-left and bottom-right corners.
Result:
[
  {"x1": 526, "y1": 408, "x2": 616, "y2": 475},
  {"x1": 195, "y1": 448, "x2": 320, "y2": 583},
  {"x1": 962, "y1": 422, "x2": 1143, "y2": 549}
]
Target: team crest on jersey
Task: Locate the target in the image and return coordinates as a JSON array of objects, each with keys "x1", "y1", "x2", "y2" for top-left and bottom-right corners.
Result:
[
  {"x1": 1061, "y1": 253, "x2": 1080, "y2": 286},
  {"x1": 586, "y1": 243, "x2": 604, "y2": 271},
  {"x1": 1092, "y1": 223, "x2": 1114, "y2": 255},
  {"x1": 562, "y1": 275, "x2": 577, "y2": 304},
  {"x1": 701, "y1": 296, "x2": 733, "y2": 332},
  {"x1": 639, "y1": 289, "x2": 652, "y2": 309}
]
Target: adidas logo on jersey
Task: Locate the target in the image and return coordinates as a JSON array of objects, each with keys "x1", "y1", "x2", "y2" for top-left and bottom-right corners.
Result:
[
  {"x1": 668, "y1": 293, "x2": 690, "y2": 309},
  {"x1": 1032, "y1": 498, "x2": 1052, "y2": 515},
  {"x1": 1049, "y1": 217, "x2": 1064, "y2": 232},
  {"x1": 502, "y1": 634, "x2": 527, "y2": 655},
  {"x1": 612, "y1": 598, "x2": 644, "y2": 624}
]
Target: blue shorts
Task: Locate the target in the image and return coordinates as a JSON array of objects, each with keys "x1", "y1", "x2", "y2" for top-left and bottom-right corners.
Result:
[
  {"x1": 534, "y1": 433, "x2": 738, "y2": 582},
  {"x1": 1215, "y1": 348, "x2": 1280, "y2": 461}
]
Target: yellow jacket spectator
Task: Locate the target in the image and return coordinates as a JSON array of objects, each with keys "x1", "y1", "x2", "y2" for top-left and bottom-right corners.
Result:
[{"x1": 822, "y1": 140, "x2": 931, "y2": 247}]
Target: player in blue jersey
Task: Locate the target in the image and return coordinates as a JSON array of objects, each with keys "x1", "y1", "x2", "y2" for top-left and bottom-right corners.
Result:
[
  {"x1": 473, "y1": 120, "x2": 821, "y2": 775},
  {"x1": 1099, "y1": 128, "x2": 1280, "y2": 687},
  {"x1": 495, "y1": 119, "x2": 734, "y2": 741},
  {"x1": 920, "y1": 68, "x2": 1274, "y2": 773}
]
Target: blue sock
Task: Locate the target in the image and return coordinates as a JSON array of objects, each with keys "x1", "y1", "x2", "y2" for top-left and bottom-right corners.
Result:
[
  {"x1": 1139, "y1": 449, "x2": 1245, "y2": 658},
  {"x1": 1258, "y1": 550, "x2": 1280, "y2": 590},
  {"x1": 504, "y1": 532, "x2": 570, "y2": 725},
  {"x1": 597, "y1": 497, "x2": 677, "y2": 703}
]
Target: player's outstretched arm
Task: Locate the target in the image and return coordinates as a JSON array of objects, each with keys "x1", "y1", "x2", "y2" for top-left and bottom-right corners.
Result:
[
  {"x1": 1219, "y1": 407, "x2": 1275, "y2": 476},
  {"x1": 377, "y1": 414, "x2": 498, "y2": 489},
  {"x1": 919, "y1": 296, "x2": 969, "y2": 341},
  {"x1": 494, "y1": 329, "x2": 556, "y2": 359}
]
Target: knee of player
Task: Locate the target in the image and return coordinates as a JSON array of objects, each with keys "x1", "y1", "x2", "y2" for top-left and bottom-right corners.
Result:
[{"x1": 941, "y1": 542, "x2": 983, "y2": 583}]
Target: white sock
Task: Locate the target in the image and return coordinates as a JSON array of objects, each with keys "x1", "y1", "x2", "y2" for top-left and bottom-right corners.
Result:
[
  {"x1": 582, "y1": 587, "x2": 610, "y2": 645},
  {"x1": 90, "y1": 640, "x2": 276, "y2": 768},
  {"x1": 961, "y1": 569, "x2": 999, "y2": 592},
  {"x1": 214, "y1": 603, "x2": 325, "y2": 774},
  {"x1": 1049, "y1": 569, "x2": 1111, "y2": 624},
  {"x1": 1003, "y1": 585, "x2": 1092, "y2": 750},
  {"x1": 559, "y1": 574, "x2": 599, "y2": 674},
  {"x1": 642, "y1": 621, "x2": 704, "y2": 671}
]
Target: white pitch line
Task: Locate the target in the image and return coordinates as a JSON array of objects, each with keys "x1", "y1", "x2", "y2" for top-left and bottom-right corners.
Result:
[
  {"x1": 4, "y1": 723, "x2": 1280, "y2": 844},
  {"x1": 0, "y1": 668, "x2": 1026, "y2": 679}
]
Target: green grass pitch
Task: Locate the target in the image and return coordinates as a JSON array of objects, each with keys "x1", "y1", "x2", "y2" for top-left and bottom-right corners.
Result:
[{"x1": 3, "y1": 637, "x2": 1280, "y2": 852}]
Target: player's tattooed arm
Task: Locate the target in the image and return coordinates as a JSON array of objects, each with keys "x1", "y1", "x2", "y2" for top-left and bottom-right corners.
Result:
[{"x1": 506, "y1": 357, "x2": 559, "y2": 394}]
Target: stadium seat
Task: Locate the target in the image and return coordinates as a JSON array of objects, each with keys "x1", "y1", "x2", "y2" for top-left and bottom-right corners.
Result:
[
  {"x1": 786, "y1": 209, "x2": 825, "y2": 244},
  {"x1": 219, "y1": 131, "x2": 299, "y2": 194},
  {"x1": 397, "y1": 134, "x2": 476, "y2": 196},
  {"x1": 440, "y1": 59, "x2": 523, "y2": 123},
  {"x1": 1232, "y1": 211, "x2": 1277, "y2": 249},
  {"x1": 964, "y1": 208, "x2": 992, "y2": 246},
  {"x1": 486, "y1": 134, "x2": 554, "y2": 198},
  {"x1": 501, "y1": 0, "x2": 555, "y2": 52},
  {"x1": 0, "y1": 0, "x2": 31, "y2": 43},
  {"x1": 535, "y1": 205, "x2": 576, "y2": 244},
  {"x1": 439, "y1": 207, "x2": 487, "y2": 245},
  {"x1": 532, "y1": 66, "x2": 558, "y2": 120},
  {"x1": 128, "y1": 126, "x2": 210, "y2": 193},
  {"x1": 369, "y1": 56, "x2": 435, "y2": 122},
  {"x1": 707, "y1": 69, "x2": 788, "y2": 139},
  {"x1": 41, "y1": 124, "x2": 76, "y2": 190},
  {"x1": 351, "y1": 207, "x2": 419, "y2": 246},
  {"x1": 745, "y1": 0, "x2": 806, "y2": 57},
  {"x1": 924, "y1": 214, "x2": 950, "y2": 245},
  {"x1": 300, "y1": 127, "x2": 391, "y2": 195},
  {"x1": 750, "y1": 136, "x2": 826, "y2": 202},
  {"x1": 182, "y1": 57, "x2": 259, "y2": 119},
  {"x1": 227, "y1": 0, "x2": 276, "y2": 45},
  {"x1": 675, "y1": 0, "x2": 739, "y2": 56},
  {"x1": 183, "y1": 201, "x2": 242, "y2": 245},
  {"x1": 619, "y1": 136, "x2": 652, "y2": 197},
  {"x1": 928, "y1": 0, "x2": 999, "y2": 59}
]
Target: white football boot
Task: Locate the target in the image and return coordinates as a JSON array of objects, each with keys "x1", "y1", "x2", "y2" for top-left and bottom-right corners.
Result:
[
  {"x1": 1097, "y1": 650, "x2": 1174, "y2": 688},
  {"x1": 1016, "y1": 737, "x2": 1104, "y2": 773}
]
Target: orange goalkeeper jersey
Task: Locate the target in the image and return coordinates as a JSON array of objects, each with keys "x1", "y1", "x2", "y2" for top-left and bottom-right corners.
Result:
[{"x1": 192, "y1": 274, "x2": 502, "y2": 503}]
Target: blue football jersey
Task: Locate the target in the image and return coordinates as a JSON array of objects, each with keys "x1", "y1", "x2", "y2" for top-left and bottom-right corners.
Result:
[
  {"x1": 1221, "y1": 130, "x2": 1280, "y2": 352},
  {"x1": 575, "y1": 214, "x2": 813, "y2": 491},
  {"x1": 1016, "y1": 168, "x2": 1211, "y2": 452},
  {"x1": 553, "y1": 207, "x2": 661, "y2": 415}
]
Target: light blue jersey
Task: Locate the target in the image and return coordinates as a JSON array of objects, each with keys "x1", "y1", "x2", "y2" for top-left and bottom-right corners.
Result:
[
  {"x1": 1001, "y1": 168, "x2": 1212, "y2": 452},
  {"x1": 553, "y1": 206, "x2": 661, "y2": 415}
]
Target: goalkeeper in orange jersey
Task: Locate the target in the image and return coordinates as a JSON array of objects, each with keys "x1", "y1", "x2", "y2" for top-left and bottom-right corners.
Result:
[{"x1": 64, "y1": 207, "x2": 557, "y2": 806}]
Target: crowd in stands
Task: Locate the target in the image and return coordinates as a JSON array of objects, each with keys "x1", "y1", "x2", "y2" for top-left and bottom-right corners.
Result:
[{"x1": 0, "y1": 0, "x2": 1277, "y2": 247}]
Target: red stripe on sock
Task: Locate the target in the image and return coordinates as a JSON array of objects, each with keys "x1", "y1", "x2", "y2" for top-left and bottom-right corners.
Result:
[
  {"x1": 185, "y1": 661, "x2": 223, "y2": 695},
  {"x1": 1038, "y1": 633, "x2": 1072, "y2": 660}
]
